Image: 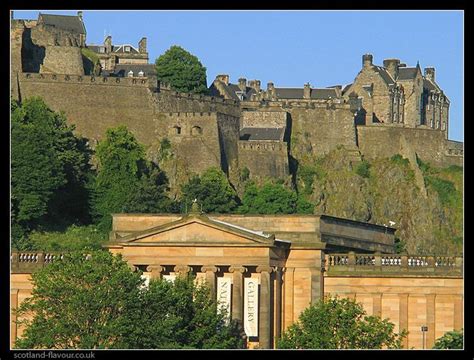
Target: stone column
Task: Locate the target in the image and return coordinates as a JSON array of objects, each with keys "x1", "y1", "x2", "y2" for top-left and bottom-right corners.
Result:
[
  {"x1": 174, "y1": 265, "x2": 191, "y2": 278},
  {"x1": 201, "y1": 265, "x2": 219, "y2": 299},
  {"x1": 229, "y1": 265, "x2": 247, "y2": 324},
  {"x1": 257, "y1": 265, "x2": 273, "y2": 349},
  {"x1": 273, "y1": 267, "x2": 282, "y2": 345},
  {"x1": 146, "y1": 265, "x2": 164, "y2": 280}
]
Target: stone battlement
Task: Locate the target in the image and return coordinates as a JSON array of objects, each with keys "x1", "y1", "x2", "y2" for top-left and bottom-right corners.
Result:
[
  {"x1": 238, "y1": 140, "x2": 287, "y2": 152},
  {"x1": 325, "y1": 252, "x2": 463, "y2": 277},
  {"x1": 19, "y1": 72, "x2": 151, "y2": 87}
]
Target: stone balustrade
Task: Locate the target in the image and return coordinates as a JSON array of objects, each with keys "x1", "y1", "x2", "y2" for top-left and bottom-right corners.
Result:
[{"x1": 325, "y1": 252, "x2": 462, "y2": 276}]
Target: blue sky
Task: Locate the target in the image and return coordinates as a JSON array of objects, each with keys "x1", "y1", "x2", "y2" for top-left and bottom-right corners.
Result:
[{"x1": 13, "y1": 10, "x2": 464, "y2": 141}]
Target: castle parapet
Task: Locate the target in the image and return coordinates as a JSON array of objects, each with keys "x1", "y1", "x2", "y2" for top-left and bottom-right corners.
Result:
[{"x1": 20, "y1": 72, "x2": 151, "y2": 87}]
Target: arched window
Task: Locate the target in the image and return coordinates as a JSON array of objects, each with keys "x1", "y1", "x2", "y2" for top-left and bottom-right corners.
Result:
[
  {"x1": 171, "y1": 126, "x2": 181, "y2": 135},
  {"x1": 191, "y1": 126, "x2": 202, "y2": 136}
]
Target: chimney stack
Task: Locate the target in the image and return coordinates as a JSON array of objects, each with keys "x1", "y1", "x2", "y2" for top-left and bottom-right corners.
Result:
[
  {"x1": 248, "y1": 80, "x2": 261, "y2": 92},
  {"x1": 363, "y1": 53, "x2": 373, "y2": 69},
  {"x1": 238, "y1": 78, "x2": 247, "y2": 92},
  {"x1": 424, "y1": 67, "x2": 435, "y2": 82},
  {"x1": 104, "y1": 35, "x2": 112, "y2": 53},
  {"x1": 304, "y1": 83, "x2": 311, "y2": 99},
  {"x1": 383, "y1": 59, "x2": 400, "y2": 80},
  {"x1": 216, "y1": 74, "x2": 229, "y2": 85},
  {"x1": 138, "y1": 37, "x2": 147, "y2": 54}
]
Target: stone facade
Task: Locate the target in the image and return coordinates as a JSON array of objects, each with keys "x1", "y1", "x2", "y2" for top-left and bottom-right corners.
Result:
[{"x1": 10, "y1": 212, "x2": 463, "y2": 349}]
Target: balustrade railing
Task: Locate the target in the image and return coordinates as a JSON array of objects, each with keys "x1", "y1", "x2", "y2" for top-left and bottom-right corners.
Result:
[
  {"x1": 11, "y1": 252, "x2": 68, "y2": 273},
  {"x1": 325, "y1": 252, "x2": 462, "y2": 275}
]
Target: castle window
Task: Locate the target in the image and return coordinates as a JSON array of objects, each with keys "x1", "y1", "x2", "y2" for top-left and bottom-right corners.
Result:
[
  {"x1": 191, "y1": 126, "x2": 203, "y2": 136},
  {"x1": 99, "y1": 47, "x2": 105, "y2": 53},
  {"x1": 173, "y1": 126, "x2": 182, "y2": 135}
]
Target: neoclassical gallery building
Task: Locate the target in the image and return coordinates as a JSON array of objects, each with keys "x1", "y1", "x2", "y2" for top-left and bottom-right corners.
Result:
[{"x1": 11, "y1": 206, "x2": 463, "y2": 349}]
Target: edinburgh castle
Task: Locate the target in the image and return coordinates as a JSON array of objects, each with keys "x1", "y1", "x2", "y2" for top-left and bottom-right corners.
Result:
[{"x1": 11, "y1": 12, "x2": 463, "y2": 191}]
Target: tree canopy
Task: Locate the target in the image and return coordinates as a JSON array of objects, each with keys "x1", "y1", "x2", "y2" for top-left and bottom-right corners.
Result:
[
  {"x1": 239, "y1": 181, "x2": 308, "y2": 214},
  {"x1": 11, "y1": 97, "x2": 92, "y2": 249},
  {"x1": 15, "y1": 251, "x2": 244, "y2": 349},
  {"x1": 91, "y1": 125, "x2": 176, "y2": 231},
  {"x1": 181, "y1": 167, "x2": 239, "y2": 213},
  {"x1": 155, "y1": 45, "x2": 209, "y2": 94},
  {"x1": 277, "y1": 296, "x2": 406, "y2": 349},
  {"x1": 433, "y1": 330, "x2": 463, "y2": 349}
]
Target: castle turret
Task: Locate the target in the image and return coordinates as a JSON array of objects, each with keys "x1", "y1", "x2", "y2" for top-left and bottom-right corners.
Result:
[
  {"x1": 138, "y1": 37, "x2": 147, "y2": 53},
  {"x1": 363, "y1": 53, "x2": 373, "y2": 68},
  {"x1": 424, "y1": 67, "x2": 435, "y2": 82},
  {"x1": 304, "y1": 83, "x2": 311, "y2": 99},
  {"x1": 383, "y1": 58, "x2": 400, "y2": 80},
  {"x1": 238, "y1": 78, "x2": 247, "y2": 92}
]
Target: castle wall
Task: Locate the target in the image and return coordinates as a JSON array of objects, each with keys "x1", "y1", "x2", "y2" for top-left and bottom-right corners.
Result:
[
  {"x1": 241, "y1": 110, "x2": 288, "y2": 129},
  {"x1": 160, "y1": 112, "x2": 223, "y2": 175},
  {"x1": 357, "y1": 124, "x2": 462, "y2": 167},
  {"x1": 288, "y1": 105, "x2": 358, "y2": 162},
  {"x1": 40, "y1": 46, "x2": 84, "y2": 75},
  {"x1": 238, "y1": 140, "x2": 289, "y2": 180},
  {"x1": 16, "y1": 73, "x2": 156, "y2": 146}
]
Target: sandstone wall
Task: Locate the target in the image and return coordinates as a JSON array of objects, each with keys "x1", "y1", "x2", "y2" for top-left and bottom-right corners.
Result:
[
  {"x1": 324, "y1": 275, "x2": 463, "y2": 349},
  {"x1": 40, "y1": 46, "x2": 84, "y2": 75},
  {"x1": 241, "y1": 110, "x2": 288, "y2": 129},
  {"x1": 237, "y1": 140, "x2": 289, "y2": 180},
  {"x1": 357, "y1": 124, "x2": 462, "y2": 167}
]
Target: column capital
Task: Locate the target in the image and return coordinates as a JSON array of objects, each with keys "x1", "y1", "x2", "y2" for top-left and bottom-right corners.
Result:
[
  {"x1": 128, "y1": 264, "x2": 137, "y2": 272},
  {"x1": 229, "y1": 265, "x2": 247, "y2": 274},
  {"x1": 201, "y1": 265, "x2": 220, "y2": 273},
  {"x1": 174, "y1": 265, "x2": 191, "y2": 274},
  {"x1": 146, "y1": 265, "x2": 164, "y2": 273},
  {"x1": 256, "y1": 265, "x2": 274, "y2": 274}
]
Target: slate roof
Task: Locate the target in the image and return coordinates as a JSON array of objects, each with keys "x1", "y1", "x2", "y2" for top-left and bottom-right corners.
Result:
[
  {"x1": 375, "y1": 66, "x2": 395, "y2": 85},
  {"x1": 397, "y1": 67, "x2": 418, "y2": 80},
  {"x1": 39, "y1": 13, "x2": 85, "y2": 35},
  {"x1": 105, "y1": 64, "x2": 156, "y2": 77},
  {"x1": 240, "y1": 127, "x2": 285, "y2": 141},
  {"x1": 423, "y1": 78, "x2": 440, "y2": 92},
  {"x1": 274, "y1": 87, "x2": 338, "y2": 100}
]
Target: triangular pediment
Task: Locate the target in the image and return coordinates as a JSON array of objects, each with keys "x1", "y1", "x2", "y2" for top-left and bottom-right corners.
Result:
[{"x1": 112, "y1": 215, "x2": 275, "y2": 247}]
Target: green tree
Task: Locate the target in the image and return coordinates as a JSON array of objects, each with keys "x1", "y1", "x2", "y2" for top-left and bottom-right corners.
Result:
[
  {"x1": 181, "y1": 167, "x2": 239, "y2": 213},
  {"x1": 155, "y1": 45, "x2": 208, "y2": 94},
  {"x1": 277, "y1": 296, "x2": 406, "y2": 349},
  {"x1": 239, "y1": 182, "x2": 298, "y2": 214},
  {"x1": 92, "y1": 125, "x2": 176, "y2": 231},
  {"x1": 15, "y1": 251, "x2": 143, "y2": 349},
  {"x1": 125, "y1": 276, "x2": 244, "y2": 349},
  {"x1": 433, "y1": 330, "x2": 463, "y2": 349},
  {"x1": 28, "y1": 225, "x2": 107, "y2": 252},
  {"x1": 11, "y1": 97, "x2": 92, "y2": 249}
]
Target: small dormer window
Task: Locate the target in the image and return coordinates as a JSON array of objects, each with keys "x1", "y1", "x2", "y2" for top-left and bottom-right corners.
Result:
[
  {"x1": 125, "y1": 46, "x2": 131, "y2": 52},
  {"x1": 99, "y1": 47, "x2": 105, "y2": 53},
  {"x1": 128, "y1": 70, "x2": 134, "y2": 77},
  {"x1": 138, "y1": 70, "x2": 144, "y2": 77},
  {"x1": 235, "y1": 91, "x2": 245, "y2": 101}
]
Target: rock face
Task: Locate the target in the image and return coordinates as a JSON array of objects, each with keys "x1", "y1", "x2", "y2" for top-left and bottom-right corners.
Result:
[{"x1": 300, "y1": 147, "x2": 462, "y2": 255}]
